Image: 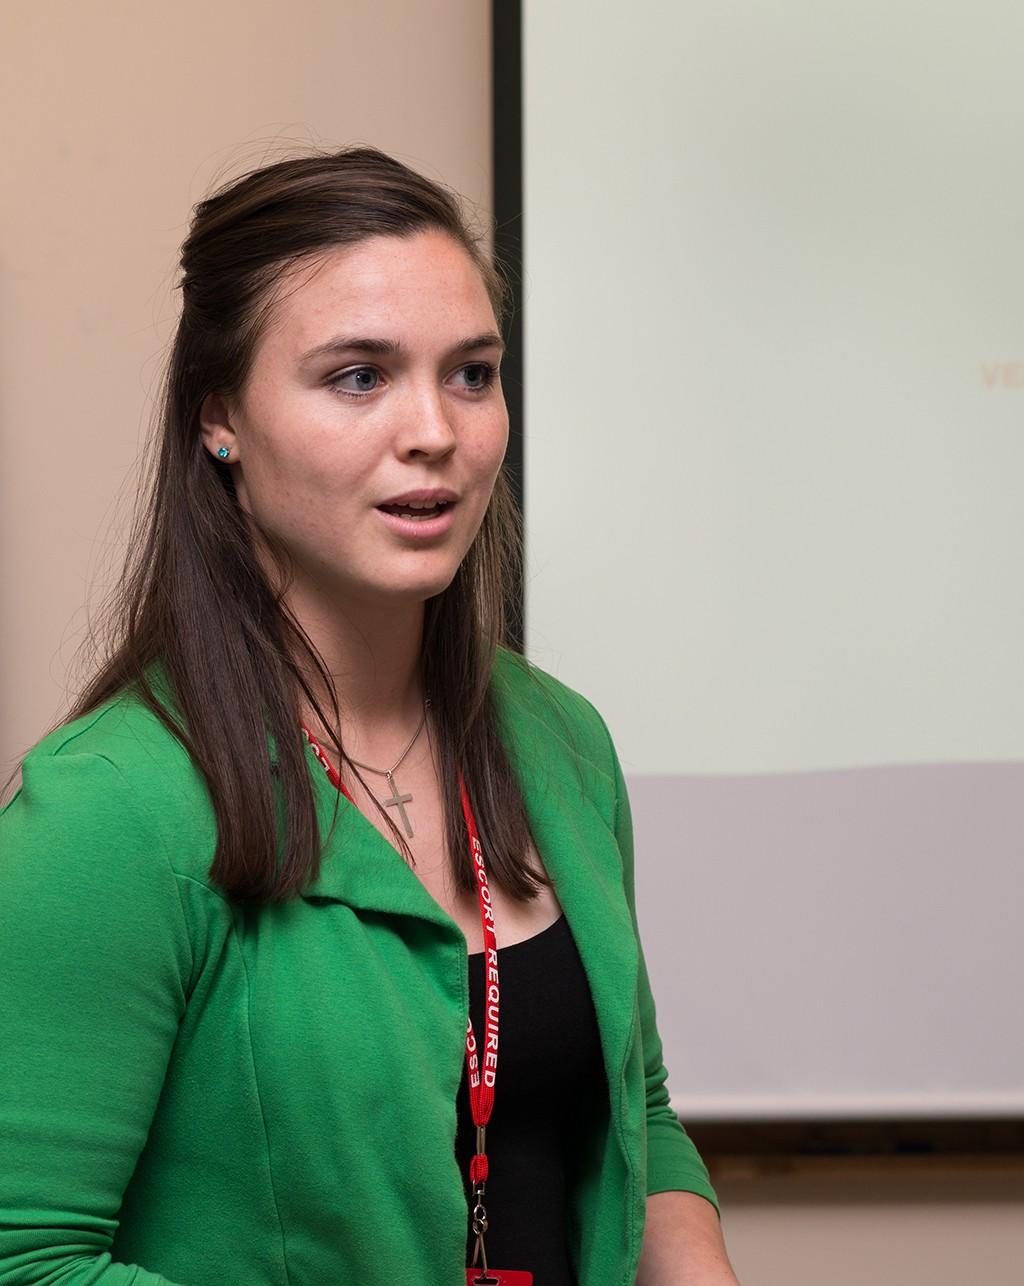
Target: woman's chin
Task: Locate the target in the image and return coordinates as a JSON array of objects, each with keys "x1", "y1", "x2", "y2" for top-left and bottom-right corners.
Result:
[{"x1": 377, "y1": 567, "x2": 461, "y2": 604}]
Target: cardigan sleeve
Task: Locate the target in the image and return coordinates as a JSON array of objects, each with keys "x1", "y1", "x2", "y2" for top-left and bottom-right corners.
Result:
[
  {"x1": 587, "y1": 703, "x2": 722, "y2": 1216},
  {"x1": 0, "y1": 748, "x2": 190, "y2": 1284}
]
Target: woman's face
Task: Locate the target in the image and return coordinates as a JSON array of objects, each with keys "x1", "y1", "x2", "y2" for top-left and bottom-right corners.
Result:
[{"x1": 200, "y1": 228, "x2": 509, "y2": 608}]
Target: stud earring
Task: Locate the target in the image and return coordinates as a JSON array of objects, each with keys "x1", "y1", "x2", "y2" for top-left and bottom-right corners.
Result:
[{"x1": 216, "y1": 446, "x2": 231, "y2": 460}]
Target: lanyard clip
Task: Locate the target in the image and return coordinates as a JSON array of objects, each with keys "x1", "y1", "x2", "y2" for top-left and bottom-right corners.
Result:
[
  {"x1": 471, "y1": 1194, "x2": 488, "y2": 1235},
  {"x1": 469, "y1": 1122, "x2": 488, "y2": 1195},
  {"x1": 470, "y1": 1191, "x2": 489, "y2": 1273},
  {"x1": 469, "y1": 1123, "x2": 489, "y2": 1259}
]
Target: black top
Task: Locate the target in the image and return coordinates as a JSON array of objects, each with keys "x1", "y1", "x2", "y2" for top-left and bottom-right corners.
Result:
[{"x1": 454, "y1": 912, "x2": 607, "y2": 1284}]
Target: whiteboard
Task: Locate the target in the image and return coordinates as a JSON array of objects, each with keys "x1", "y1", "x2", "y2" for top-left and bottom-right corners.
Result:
[{"x1": 521, "y1": 0, "x2": 1024, "y2": 1119}]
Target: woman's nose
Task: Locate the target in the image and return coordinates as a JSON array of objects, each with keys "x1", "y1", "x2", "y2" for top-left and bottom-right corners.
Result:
[{"x1": 396, "y1": 383, "x2": 458, "y2": 457}]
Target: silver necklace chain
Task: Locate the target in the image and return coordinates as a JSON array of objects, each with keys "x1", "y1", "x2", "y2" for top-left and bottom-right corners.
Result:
[{"x1": 343, "y1": 697, "x2": 431, "y2": 839}]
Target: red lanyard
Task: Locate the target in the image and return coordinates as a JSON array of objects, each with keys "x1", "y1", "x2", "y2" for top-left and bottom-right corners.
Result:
[{"x1": 299, "y1": 727, "x2": 499, "y2": 1209}]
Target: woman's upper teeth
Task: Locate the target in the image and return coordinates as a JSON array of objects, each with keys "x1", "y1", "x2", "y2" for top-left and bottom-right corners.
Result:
[{"x1": 379, "y1": 499, "x2": 446, "y2": 515}]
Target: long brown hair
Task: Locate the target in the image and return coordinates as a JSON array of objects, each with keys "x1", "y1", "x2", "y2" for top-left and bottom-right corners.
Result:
[{"x1": 10, "y1": 145, "x2": 558, "y2": 906}]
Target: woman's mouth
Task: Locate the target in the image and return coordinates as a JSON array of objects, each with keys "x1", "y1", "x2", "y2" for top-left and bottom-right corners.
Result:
[
  {"x1": 374, "y1": 500, "x2": 457, "y2": 539},
  {"x1": 377, "y1": 501, "x2": 450, "y2": 520}
]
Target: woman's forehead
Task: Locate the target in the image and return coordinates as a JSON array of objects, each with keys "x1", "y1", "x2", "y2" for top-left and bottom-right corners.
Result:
[{"x1": 262, "y1": 233, "x2": 495, "y2": 357}]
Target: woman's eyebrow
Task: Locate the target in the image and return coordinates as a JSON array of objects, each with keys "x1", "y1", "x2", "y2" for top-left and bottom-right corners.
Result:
[{"x1": 299, "y1": 332, "x2": 506, "y2": 364}]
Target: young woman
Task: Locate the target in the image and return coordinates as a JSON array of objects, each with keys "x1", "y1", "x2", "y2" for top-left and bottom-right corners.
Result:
[{"x1": 0, "y1": 146, "x2": 739, "y2": 1285}]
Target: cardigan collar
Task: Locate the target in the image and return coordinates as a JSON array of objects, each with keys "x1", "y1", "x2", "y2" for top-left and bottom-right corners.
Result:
[{"x1": 296, "y1": 670, "x2": 641, "y2": 1096}]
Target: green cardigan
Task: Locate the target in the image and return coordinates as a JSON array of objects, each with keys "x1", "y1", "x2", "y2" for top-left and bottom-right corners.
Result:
[{"x1": 0, "y1": 647, "x2": 718, "y2": 1285}]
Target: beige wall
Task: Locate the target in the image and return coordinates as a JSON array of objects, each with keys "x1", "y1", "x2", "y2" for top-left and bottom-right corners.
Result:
[
  {"x1": 2, "y1": 4, "x2": 1020, "y2": 1282},
  {"x1": 713, "y1": 1158, "x2": 1024, "y2": 1285},
  {"x1": 0, "y1": 0, "x2": 492, "y2": 769}
]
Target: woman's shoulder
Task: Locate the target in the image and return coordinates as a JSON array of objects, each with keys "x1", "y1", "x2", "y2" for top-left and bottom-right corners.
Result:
[
  {"x1": 490, "y1": 645, "x2": 616, "y2": 780},
  {"x1": 24, "y1": 669, "x2": 199, "y2": 785},
  {"x1": 6, "y1": 670, "x2": 218, "y2": 886},
  {"x1": 2, "y1": 681, "x2": 204, "y2": 1008}
]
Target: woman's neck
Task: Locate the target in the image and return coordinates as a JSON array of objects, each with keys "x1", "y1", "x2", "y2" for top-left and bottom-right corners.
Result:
[{"x1": 287, "y1": 585, "x2": 428, "y2": 763}]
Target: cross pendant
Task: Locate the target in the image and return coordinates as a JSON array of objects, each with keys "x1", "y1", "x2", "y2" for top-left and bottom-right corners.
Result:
[{"x1": 383, "y1": 770, "x2": 415, "y2": 838}]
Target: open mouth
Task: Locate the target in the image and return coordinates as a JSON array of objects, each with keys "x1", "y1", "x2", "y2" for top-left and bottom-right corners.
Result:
[{"x1": 376, "y1": 501, "x2": 454, "y2": 520}]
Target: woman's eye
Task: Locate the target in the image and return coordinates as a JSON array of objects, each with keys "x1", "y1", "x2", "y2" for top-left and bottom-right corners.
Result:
[
  {"x1": 326, "y1": 362, "x2": 499, "y2": 400},
  {"x1": 327, "y1": 366, "x2": 381, "y2": 397},
  {"x1": 458, "y1": 362, "x2": 498, "y2": 392}
]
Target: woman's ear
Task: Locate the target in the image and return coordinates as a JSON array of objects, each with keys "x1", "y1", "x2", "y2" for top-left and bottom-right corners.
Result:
[{"x1": 199, "y1": 391, "x2": 240, "y2": 462}]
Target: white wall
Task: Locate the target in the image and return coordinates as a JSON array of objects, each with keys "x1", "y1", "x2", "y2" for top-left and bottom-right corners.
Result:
[
  {"x1": 523, "y1": 0, "x2": 1024, "y2": 775},
  {"x1": 523, "y1": 1, "x2": 1024, "y2": 1279},
  {"x1": 522, "y1": 0, "x2": 1023, "y2": 1120}
]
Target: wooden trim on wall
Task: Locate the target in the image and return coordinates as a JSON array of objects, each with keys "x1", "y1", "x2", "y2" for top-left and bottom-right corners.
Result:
[{"x1": 688, "y1": 1116, "x2": 1024, "y2": 1165}]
